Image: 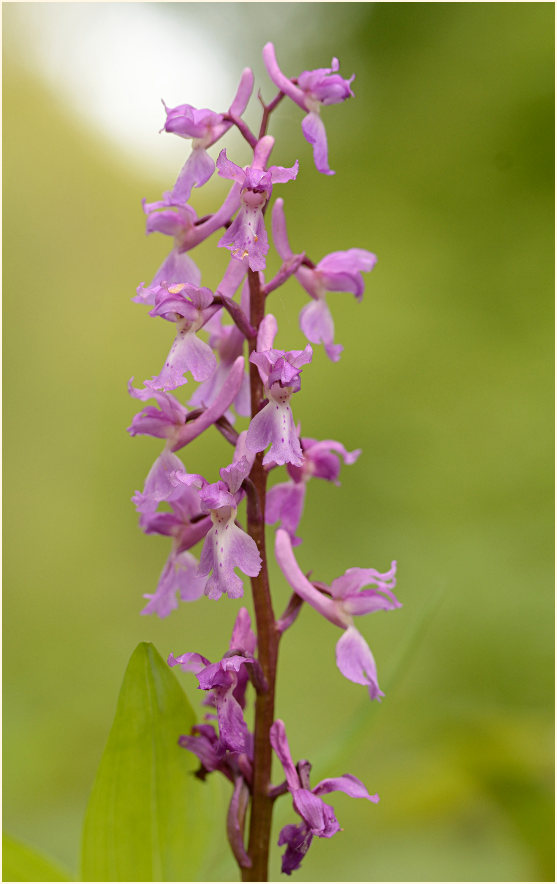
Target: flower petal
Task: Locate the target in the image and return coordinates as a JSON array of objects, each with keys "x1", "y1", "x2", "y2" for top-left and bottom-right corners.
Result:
[
  {"x1": 301, "y1": 111, "x2": 334, "y2": 176},
  {"x1": 335, "y1": 626, "x2": 384, "y2": 700},
  {"x1": 299, "y1": 298, "x2": 342, "y2": 361},
  {"x1": 277, "y1": 823, "x2": 313, "y2": 876},
  {"x1": 171, "y1": 147, "x2": 215, "y2": 205},
  {"x1": 266, "y1": 481, "x2": 306, "y2": 545},
  {"x1": 274, "y1": 529, "x2": 347, "y2": 628},
  {"x1": 269, "y1": 720, "x2": 300, "y2": 793},
  {"x1": 313, "y1": 773, "x2": 379, "y2": 803},
  {"x1": 271, "y1": 198, "x2": 294, "y2": 261}
]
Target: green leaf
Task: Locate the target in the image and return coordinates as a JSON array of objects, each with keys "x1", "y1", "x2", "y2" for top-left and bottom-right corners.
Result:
[
  {"x1": 2, "y1": 833, "x2": 72, "y2": 881},
  {"x1": 81, "y1": 642, "x2": 216, "y2": 882}
]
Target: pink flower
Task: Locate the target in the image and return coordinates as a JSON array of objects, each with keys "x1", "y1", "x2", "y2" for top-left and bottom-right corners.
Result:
[
  {"x1": 272, "y1": 198, "x2": 376, "y2": 360},
  {"x1": 217, "y1": 138, "x2": 298, "y2": 271},
  {"x1": 274, "y1": 529, "x2": 400, "y2": 699},
  {"x1": 173, "y1": 458, "x2": 261, "y2": 600},
  {"x1": 147, "y1": 283, "x2": 217, "y2": 391},
  {"x1": 246, "y1": 315, "x2": 312, "y2": 467},
  {"x1": 263, "y1": 43, "x2": 354, "y2": 175},
  {"x1": 162, "y1": 68, "x2": 254, "y2": 204},
  {"x1": 266, "y1": 437, "x2": 361, "y2": 544},
  {"x1": 169, "y1": 608, "x2": 257, "y2": 752},
  {"x1": 270, "y1": 719, "x2": 378, "y2": 874}
]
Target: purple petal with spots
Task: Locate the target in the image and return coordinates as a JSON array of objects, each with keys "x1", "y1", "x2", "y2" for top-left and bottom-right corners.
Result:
[
  {"x1": 245, "y1": 399, "x2": 303, "y2": 467},
  {"x1": 198, "y1": 520, "x2": 261, "y2": 600},
  {"x1": 149, "y1": 329, "x2": 217, "y2": 391},
  {"x1": 219, "y1": 206, "x2": 268, "y2": 271}
]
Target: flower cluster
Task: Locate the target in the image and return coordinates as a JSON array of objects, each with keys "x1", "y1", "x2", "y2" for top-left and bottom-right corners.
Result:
[{"x1": 129, "y1": 43, "x2": 399, "y2": 878}]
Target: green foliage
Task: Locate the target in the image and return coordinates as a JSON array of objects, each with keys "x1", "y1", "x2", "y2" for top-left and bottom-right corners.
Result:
[
  {"x1": 81, "y1": 643, "x2": 214, "y2": 882},
  {"x1": 2, "y1": 833, "x2": 71, "y2": 882}
]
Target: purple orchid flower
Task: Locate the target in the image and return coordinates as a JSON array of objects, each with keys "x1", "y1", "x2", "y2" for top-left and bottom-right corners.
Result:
[
  {"x1": 127, "y1": 381, "x2": 189, "y2": 441},
  {"x1": 275, "y1": 528, "x2": 400, "y2": 699},
  {"x1": 137, "y1": 481, "x2": 212, "y2": 618},
  {"x1": 141, "y1": 550, "x2": 207, "y2": 618},
  {"x1": 266, "y1": 437, "x2": 361, "y2": 544},
  {"x1": 270, "y1": 719, "x2": 379, "y2": 874},
  {"x1": 272, "y1": 198, "x2": 377, "y2": 360},
  {"x1": 131, "y1": 446, "x2": 189, "y2": 515},
  {"x1": 217, "y1": 136, "x2": 298, "y2": 271},
  {"x1": 134, "y1": 205, "x2": 201, "y2": 305},
  {"x1": 162, "y1": 67, "x2": 254, "y2": 205},
  {"x1": 263, "y1": 43, "x2": 354, "y2": 175},
  {"x1": 128, "y1": 355, "x2": 245, "y2": 450},
  {"x1": 135, "y1": 184, "x2": 244, "y2": 306},
  {"x1": 173, "y1": 458, "x2": 261, "y2": 600},
  {"x1": 146, "y1": 283, "x2": 217, "y2": 391},
  {"x1": 169, "y1": 607, "x2": 258, "y2": 753},
  {"x1": 245, "y1": 314, "x2": 312, "y2": 467}
]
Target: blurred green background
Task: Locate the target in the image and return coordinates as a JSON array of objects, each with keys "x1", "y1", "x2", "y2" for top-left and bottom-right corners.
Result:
[{"x1": 3, "y1": 3, "x2": 554, "y2": 881}]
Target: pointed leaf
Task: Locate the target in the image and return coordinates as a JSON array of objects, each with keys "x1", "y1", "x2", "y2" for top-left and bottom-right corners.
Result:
[
  {"x1": 2, "y1": 833, "x2": 71, "y2": 882},
  {"x1": 81, "y1": 642, "x2": 215, "y2": 881}
]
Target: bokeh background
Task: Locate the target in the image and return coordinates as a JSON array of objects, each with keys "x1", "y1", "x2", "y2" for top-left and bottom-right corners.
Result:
[{"x1": 3, "y1": 3, "x2": 554, "y2": 881}]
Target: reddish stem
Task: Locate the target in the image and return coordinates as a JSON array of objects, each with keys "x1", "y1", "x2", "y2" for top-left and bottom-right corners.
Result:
[
  {"x1": 241, "y1": 268, "x2": 279, "y2": 882},
  {"x1": 258, "y1": 90, "x2": 286, "y2": 139}
]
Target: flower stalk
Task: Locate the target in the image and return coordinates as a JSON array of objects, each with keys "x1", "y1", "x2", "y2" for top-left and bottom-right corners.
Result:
[{"x1": 242, "y1": 268, "x2": 279, "y2": 879}]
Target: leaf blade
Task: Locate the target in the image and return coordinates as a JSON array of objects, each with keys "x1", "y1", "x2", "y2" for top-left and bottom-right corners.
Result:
[
  {"x1": 2, "y1": 833, "x2": 72, "y2": 882},
  {"x1": 81, "y1": 642, "x2": 216, "y2": 882}
]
